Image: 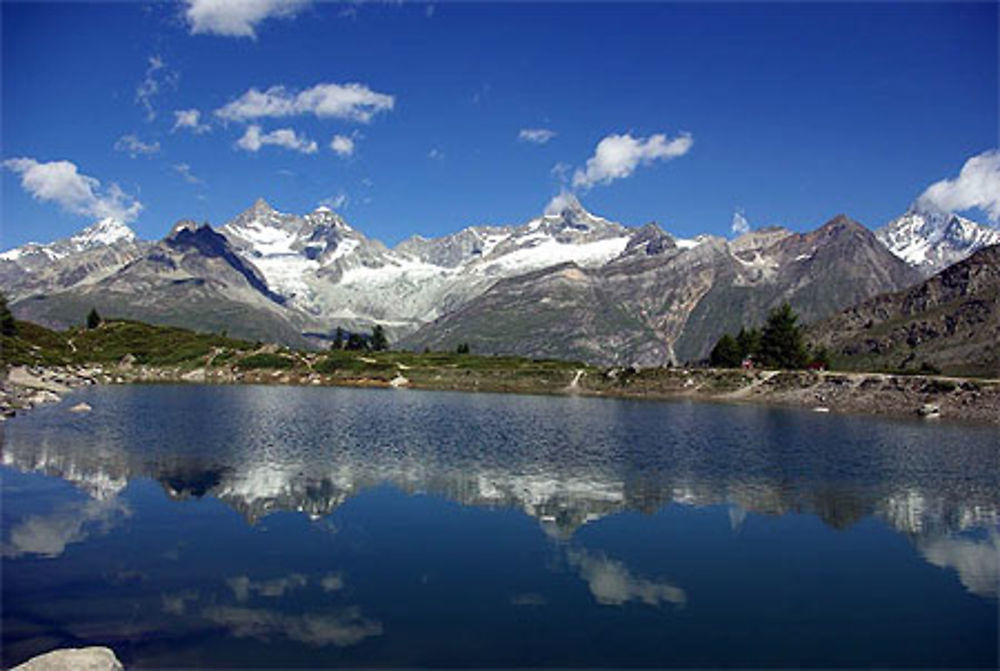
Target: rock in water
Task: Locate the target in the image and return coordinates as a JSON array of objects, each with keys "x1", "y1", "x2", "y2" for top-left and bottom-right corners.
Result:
[
  {"x1": 69, "y1": 402, "x2": 93, "y2": 413},
  {"x1": 12, "y1": 647, "x2": 123, "y2": 671}
]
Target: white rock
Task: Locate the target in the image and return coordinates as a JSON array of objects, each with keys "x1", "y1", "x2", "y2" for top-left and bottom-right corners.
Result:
[
  {"x1": 390, "y1": 374, "x2": 410, "y2": 388},
  {"x1": 12, "y1": 646, "x2": 123, "y2": 671},
  {"x1": 69, "y1": 402, "x2": 92, "y2": 413},
  {"x1": 181, "y1": 368, "x2": 206, "y2": 382}
]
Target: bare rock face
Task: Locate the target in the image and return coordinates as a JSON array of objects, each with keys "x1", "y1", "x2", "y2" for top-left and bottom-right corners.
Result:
[
  {"x1": 809, "y1": 244, "x2": 1000, "y2": 377},
  {"x1": 12, "y1": 647, "x2": 123, "y2": 671}
]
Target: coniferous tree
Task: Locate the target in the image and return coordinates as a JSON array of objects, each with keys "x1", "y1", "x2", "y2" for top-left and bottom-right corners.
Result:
[
  {"x1": 0, "y1": 292, "x2": 16, "y2": 337},
  {"x1": 456, "y1": 343, "x2": 470, "y2": 354},
  {"x1": 736, "y1": 326, "x2": 761, "y2": 360},
  {"x1": 759, "y1": 303, "x2": 807, "y2": 369},
  {"x1": 709, "y1": 333, "x2": 742, "y2": 368},
  {"x1": 346, "y1": 332, "x2": 366, "y2": 351},
  {"x1": 86, "y1": 307, "x2": 102, "y2": 330},
  {"x1": 370, "y1": 324, "x2": 388, "y2": 351},
  {"x1": 331, "y1": 326, "x2": 345, "y2": 350}
]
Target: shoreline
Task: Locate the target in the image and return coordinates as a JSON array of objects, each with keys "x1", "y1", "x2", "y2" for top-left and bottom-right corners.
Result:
[{"x1": 3, "y1": 362, "x2": 998, "y2": 426}]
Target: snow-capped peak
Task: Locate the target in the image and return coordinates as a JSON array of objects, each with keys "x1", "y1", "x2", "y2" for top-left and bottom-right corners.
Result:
[
  {"x1": 74, "y1": 217, "x2": 136, "y2": 246},
  {"x1": 876, "y1": 205, "x2": 1000, "y2": 275},
  {"x1": 0, "y1": 217, "x2": 136, "y2": 263}
]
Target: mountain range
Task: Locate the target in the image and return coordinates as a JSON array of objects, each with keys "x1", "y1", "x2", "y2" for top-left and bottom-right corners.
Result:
[{"x1": 3, "y1": 197, "x2": 997, "y2": 365}]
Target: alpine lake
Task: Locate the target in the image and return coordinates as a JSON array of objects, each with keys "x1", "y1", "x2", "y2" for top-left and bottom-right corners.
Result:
[{"x1": 1, "y1": 384, "x2": 997, "y2": 668}]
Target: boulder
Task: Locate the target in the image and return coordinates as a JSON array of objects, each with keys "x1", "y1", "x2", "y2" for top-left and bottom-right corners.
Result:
[{"x1": 12, "y1": 647, "x2": 123, "y2": 671}]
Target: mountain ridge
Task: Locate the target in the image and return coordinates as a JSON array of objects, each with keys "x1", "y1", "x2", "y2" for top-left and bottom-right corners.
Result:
[{"x1": 2, "y1": 198, "x2": 993, "y2": 365}]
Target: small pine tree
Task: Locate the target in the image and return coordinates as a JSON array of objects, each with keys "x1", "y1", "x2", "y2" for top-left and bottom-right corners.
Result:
[
  {"x1": 810, "y1": 344, "x2": 831, "y2": 370},
  {"x1": 759, "y1": 303, "x2": 807, "y2": 369},
  {"x1": 86, "y1": 307, "x2": 102, "y2": 330},
  {"x1": 332, "y1": 326, "x2": 345, "y2": 350},
  {"x1": 736, "y1": 326, "x2": 761, "y2": 360},
  {"x1": 370, "y1": 324, "x2": 388, "y2": 352},
  {"x1": 709, "y1": 333, "x2": 742, "y2": 368},
  {"x1": 456, "y1": 343, "x2": 470, "y2": 354},
  {"x1": 346, "y1": 332, "x2": 366, "y2": 351},
  {"x1": 0, "y1": 291, "x2": 16, "y2": 337}
]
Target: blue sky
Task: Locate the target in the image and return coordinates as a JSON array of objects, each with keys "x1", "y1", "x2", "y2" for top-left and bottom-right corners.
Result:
[{"x1": 2, "y1": 1, "x2": 997, "y2": 250}]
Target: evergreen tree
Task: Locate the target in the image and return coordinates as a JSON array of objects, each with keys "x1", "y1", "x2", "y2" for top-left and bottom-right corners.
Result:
[
  {"x1": 0, "y1": 291, "x2": 16, "y2": 337},
  {"x1": 736, "y1": 326, "x2": 761, "y2": 359},
  {"x1": 809, "y1": 344, "x2": 831, "y2": 370},
  {"x1": 759, "y1": 303, "x2": 807, "y2": 369},
  {"x1": 86, "y1": 307, "x2": 102, "y2": 330},
  {"x1": 370, "y1": 324, "x2": 388, "y2": 351},
  {"x1": 456, "y1": 343, "x2": 470, "y2": 354},
  {"x1": 346, "y1": 332, "x2": 366, "y2": 351},
  {"x1": 331, "y1": 326, "x2": 345, "y2": 350},
  {"x1": 709, "y1": 333, "x2": 742, "y2": 368}
]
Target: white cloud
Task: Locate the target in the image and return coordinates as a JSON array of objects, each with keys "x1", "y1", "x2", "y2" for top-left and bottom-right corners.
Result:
[
  {"x1": 184, "y1": 0, "x2": 311, "y2": 38},
  {"x1": 320, "y1": 573, "x2": 344, "y2": 592},
  {"x1": 135, "y1": 55, "x2": 177, "y2": 122},
  {"x1": 202, "y1": 605, "x2": 382, "y2": 647},
  {"x1": 916, "y1": 149, "x2": 1000, "y2": 223},
  {"x1": 544, "y1": 191, "x2": 582, "y2": 215},
  {"x1": 731, "y1": 209, "x2": 750, "y2": 236},
  {"x1": 330, "y1": 134, "x2": 355, "y2": 157},
  {"x1": 2, "y1": 498, "x2": 129, "y2": 559},
  {"x1": 319, "y1": 193, "x2": 349, "y2": 210},
  {"x1": 236, "y1": 125, "x2": 318, "y2": 154},
  {"x1": 173, "y1": 163, "x2": 203, "y2": 184},
  {"x1": 920, "y1": 534, "x2": 999, "y2": 598},
  {"x1": 428, "y1": 148, "x2": 443, "y2": 160},
  {"x1": 162, "y1": 590, "x2": 199, "y2": 616},
  {"x1": 216, "y1": 83, "x2": 395, "y2": 123},
  {"x1": 173, "y1": 109, "x2": 212, "y2": 134},
  {"x1": 114, "y1": 134, "x2": 161, "y2": 158},
  {"x1": 572, "y1": 131, "x2": 693, "y2": 189},
  {"x1": 567, "y1": 548, "x2": 686, "y2": 608},
  {"x1": 519, "y1": 128, "x2": 556, "y2": 144},
  {"x1": 227, "y1": 573, "x2": 308, "y2": 602},
  {"x1": 3, "y1": 157, "x2": 143, "y2": 222}
]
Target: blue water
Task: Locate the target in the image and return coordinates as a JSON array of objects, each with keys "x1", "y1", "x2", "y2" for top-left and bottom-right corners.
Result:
[{"x1": 1, "y1": 385, "x2": 997, "y2": 668}]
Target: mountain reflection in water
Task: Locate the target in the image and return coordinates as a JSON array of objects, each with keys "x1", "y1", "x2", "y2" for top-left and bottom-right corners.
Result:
[{"x1": 1, "y1": 384, "x2": 997, "y2": 668}]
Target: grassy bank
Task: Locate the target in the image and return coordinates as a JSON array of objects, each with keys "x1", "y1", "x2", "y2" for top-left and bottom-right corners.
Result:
[{"x1": 4, "y1": 318, "x2": 998, "y2": 424}]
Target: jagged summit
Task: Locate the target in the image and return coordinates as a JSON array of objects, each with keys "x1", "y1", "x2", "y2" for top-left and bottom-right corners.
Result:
[
  {"x1": 0, "y1": 216, "x2": 136, "y2": 264},
  {"x1": 167, "y1": 219, "x2": 200, "y2": 239},
  {"x1": 876, "y1": 205, "x2": 1000, "y2": 276},
  {"x1": 76, "y1": 217, "x2": 136, "y2": 245}
]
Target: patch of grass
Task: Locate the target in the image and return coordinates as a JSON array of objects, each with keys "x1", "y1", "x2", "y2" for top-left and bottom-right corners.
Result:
[{"x1": 237, "y1": 353, "x2": 296, "y2": 370}]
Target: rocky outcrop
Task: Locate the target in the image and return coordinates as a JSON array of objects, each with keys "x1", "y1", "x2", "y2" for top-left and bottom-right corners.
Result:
[
  {"x1": 810, "y1": 244, "x2": 1000, "y2": 377},
  {"x1": 12, "y1": 647, "x2": 122, "y2": 671}
]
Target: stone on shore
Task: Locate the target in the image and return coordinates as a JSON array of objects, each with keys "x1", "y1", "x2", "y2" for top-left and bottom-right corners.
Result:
[{"x1": 12, "y1": 646, "x2": 123, "y2": 671}]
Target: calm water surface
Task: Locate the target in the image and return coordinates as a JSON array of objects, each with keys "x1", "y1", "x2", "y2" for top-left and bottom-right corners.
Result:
[{"x1": 1, "y1": 385, "x2": 997, "y2": 668}]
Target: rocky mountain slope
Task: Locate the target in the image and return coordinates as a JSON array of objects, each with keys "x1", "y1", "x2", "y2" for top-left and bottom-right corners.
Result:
[
  {"x1": 0, "y1": 218, "x2": 149, "y2": 299},
  {"x1": 809, "y1": 244, "x2": 1000, "y2": 377},
  {"x1": 13, "y1": 221, "x2": 310, "y2": 347},
  {"x1": 403, "y1": 215, "x2": 921, "y2": 365}
]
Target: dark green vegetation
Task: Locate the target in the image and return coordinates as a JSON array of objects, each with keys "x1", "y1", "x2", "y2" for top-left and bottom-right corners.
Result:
[
  {"x1": 1, "y1": 292, "x2": 16, "y2": 337},
  {"x1": 1, "y1": 317, "x2": 256, "y2": 368},
  {"x1": 809, "y1": 244, "x2": 1000, "y2": 378},
  {"x1": 1, "y1": 315, "x2": 586, "y2": 392},
  {"x1": 710, "y1": 303, "x2": 829, "y2": 370}
]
